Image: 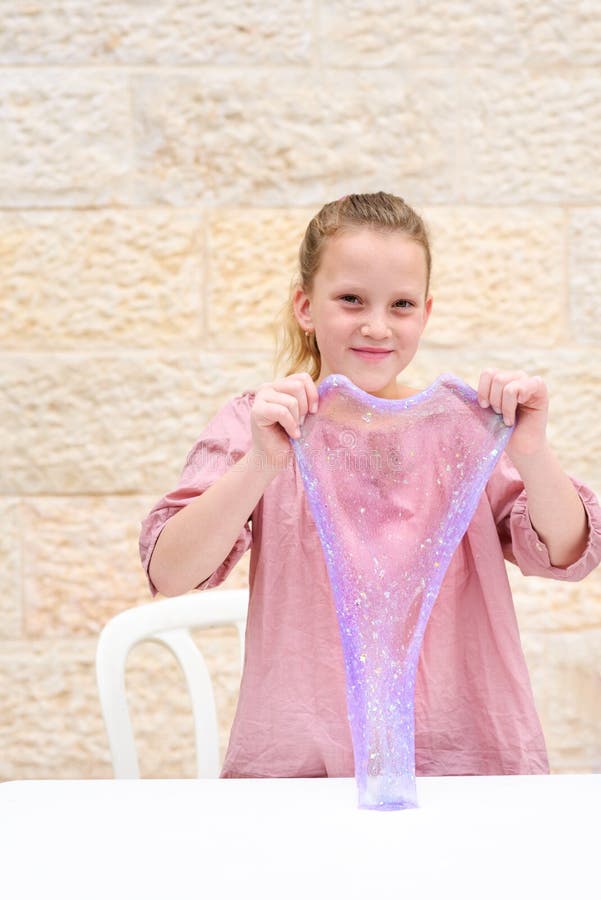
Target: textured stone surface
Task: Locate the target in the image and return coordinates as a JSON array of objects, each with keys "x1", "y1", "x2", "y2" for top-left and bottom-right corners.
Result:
[
  {"x1": 0, "y1": 210, "x2": 203, "y2": 350},
  {"x1": 0, "y1": 500, "x2": 21, "y2": 640},
  {"x1": 509, "y1": 564, "x2": 601, "y2": 633},
  {"x1": 459, "y1": 67, "x2": 601, "y2": 204},
  {"x1": 422, "y1": 207, "x2": 567, "y2": 347},
  {"x1": 3, "y1": 2, "x2": 601, "y2": 71},
  {"x1": 209, "y1": 206, "x2": 571, "y2": 352},
  {"x1": 22, "y1": 494, "x2": 250, "y2": 638},
  {"x1": 208, "y1": 207, "x2": 569, "y2": 351},
  {"x1": 521, "y1": 629, "x2": 601, "y2": 773},
  {"x1": 22, "y1": 496, "x2": 156, "y2": 638},
  {"x1": 564, "y1": 71, "x2": 601, "y2": 202},
  {"x1": 1, "y1": 351, "x2": 273, "y2": 495},
  {"x1": 131, "y1": 68, "x2": 457, "y2": 206},
  {"x1": 569, "y1": 209, "x2": 601, "y2": 344},
  {"x1": 565, "y1": 5, "x2": 601, "y2": 66},
  {"x1": 0, "y1": 639, "x2": 112, "y2": 780},
  {"x1": 0, "y1": 2, "x2": 312, "y2": 65},
  {"x1": 319, "y1": 2, "x2": 593, "y2": 68},
  {"x1": 208, "y1": 209, "x2": 309, "y2": 349},
  {"x1": 0, "y1": 71, "x2": 132, "y2": 207},
  {"x1": 0, "y1": 625, "x2": 241, "y2": 780}
]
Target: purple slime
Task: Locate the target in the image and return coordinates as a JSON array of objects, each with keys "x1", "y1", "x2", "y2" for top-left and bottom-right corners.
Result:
[{"x1": 291, "y1": 373, "x2": 514, "y2": 810}]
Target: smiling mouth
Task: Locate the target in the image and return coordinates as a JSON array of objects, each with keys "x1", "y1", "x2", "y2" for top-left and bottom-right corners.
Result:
[{"x1": 351, "y1": 348, "x2": 393, "y2": 358}]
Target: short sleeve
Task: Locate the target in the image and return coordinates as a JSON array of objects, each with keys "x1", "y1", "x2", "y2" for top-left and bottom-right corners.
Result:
[
  {"x1": 139, "y1": 392, "x2": 255, "y2": 597},
  {"x1": 485, "y1": 450, "x2": 601, "y2": 581}
]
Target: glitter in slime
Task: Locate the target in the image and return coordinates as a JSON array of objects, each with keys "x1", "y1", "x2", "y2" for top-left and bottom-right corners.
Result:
[{"x1": 290, "y1": 373, "x2": 514, "y2": 810}]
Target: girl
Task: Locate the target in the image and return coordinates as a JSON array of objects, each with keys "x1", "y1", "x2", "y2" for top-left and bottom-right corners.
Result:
[{"x1": 140, "y1": 192, "x2": 601, "y2": 778}]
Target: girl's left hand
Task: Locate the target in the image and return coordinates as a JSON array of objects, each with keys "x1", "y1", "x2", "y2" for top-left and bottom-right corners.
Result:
[{"x1": 477, "y1": 368, "x2": 549, "y2": 457}]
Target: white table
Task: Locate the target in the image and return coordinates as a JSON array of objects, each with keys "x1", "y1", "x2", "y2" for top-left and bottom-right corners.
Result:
[{"x1": 0, "y1": 775, "x2": 598, "y2": 899}]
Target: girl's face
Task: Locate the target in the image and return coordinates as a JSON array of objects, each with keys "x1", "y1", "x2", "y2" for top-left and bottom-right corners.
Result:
[{"x1": 293, "y1": 229, "x2": 433, "y2": 399}]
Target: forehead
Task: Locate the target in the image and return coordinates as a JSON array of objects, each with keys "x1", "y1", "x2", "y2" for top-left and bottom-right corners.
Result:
[{"x1": 316, "y1": 229, "x2": 427, "y2": 290}]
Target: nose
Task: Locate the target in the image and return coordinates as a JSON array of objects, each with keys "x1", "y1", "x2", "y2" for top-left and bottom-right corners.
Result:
[{"x1": 360, "y1": 317, "x2": 392, "y2": 340}]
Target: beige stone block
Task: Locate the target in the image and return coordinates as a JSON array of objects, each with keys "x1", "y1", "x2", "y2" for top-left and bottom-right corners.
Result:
[
  {"x1": 319, "y1": 2, "x2": 567, "y2": 68},
  {"x1": 0, "y1": 639, "x2": 111, "y2": 780},
  {"x1": 564, "y1": 71, "x2": 601, "y2": 202},
  {"x1": 209, "y1": 205, "x2": 570, "y2": 353},
  {"x1": 565, "y1": 6, "x2": 601, "y2": 66},
  {"x1": 131, "y1": 68, "x2": 457, "y2": 205},
  {"x1": 422, "y1": 207, "x2": 567, "y2": 348},
  {"x1": 0, "y1": 210, "x2": 203, "y2": 351},
  {"x1": 509, "y1": 564, "x2": 601, "y2": 633},
  {"x1": 401, "y1": 346, "x2": 601, "y2": 490},
  {"x1": 520, "y1": 629, "x2": 601, "y2": 773},
  {"x1": 0, "y1": 500, "x2": 21, "y2": 639},
  {"x1": 0, "y1": 628, "x2": 241, "y2": 780},
  {"x1": 0, "y1": 71, "x2": 132, "y2": 207},
  {"x1": 459, "y1": 67, "x2": 601, "y2": 203},
  {"x1": 208, "y1": 209, "x2": 309, "y2": 350},
  {"x1": 0, "y1": 2, "x2": 311, "y2": 65},
  {"x1": 569, "y1": 209, "x2": 601, "y2": 344},
  {"x1": 210, "y1": 206, "x2": 567, "y2": 352},
  {"x1": 1, "y1": 351, "x2": 273, "y2": 495},
  {"x1": 23, "y1": 496, "x2": 154, "y2": 638},
  {"x1": 22, "y1": 495, "x2": 250, "y2": 638}
]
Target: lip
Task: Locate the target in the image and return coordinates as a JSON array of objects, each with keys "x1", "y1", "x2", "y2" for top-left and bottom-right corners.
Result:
[{"x1": 351, "y1": 347, "x2": 394, "y2": 359}]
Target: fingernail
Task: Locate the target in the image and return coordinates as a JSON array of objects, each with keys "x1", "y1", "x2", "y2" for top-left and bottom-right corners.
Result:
[
  {"x1": 479, "y1": 398, "x2": 488, "y2": 408},
  {"x1": 311, "y1": 403, "x2": 318, "y2": 414}
]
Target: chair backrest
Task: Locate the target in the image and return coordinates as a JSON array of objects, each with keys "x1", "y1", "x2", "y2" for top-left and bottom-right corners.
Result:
[{"x1": 95, "y1": 589, "x2": 248, "y2": 778}]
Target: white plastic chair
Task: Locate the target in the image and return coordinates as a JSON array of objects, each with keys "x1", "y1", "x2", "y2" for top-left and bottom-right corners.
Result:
[{"x1": 96, "y1": 589, "x2": 248, "y2": 778}]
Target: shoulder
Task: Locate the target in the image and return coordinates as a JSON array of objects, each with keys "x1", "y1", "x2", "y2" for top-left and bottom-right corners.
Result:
[
  {"x1": 186, "y1": 392, "x2": 255, "y2": 455},
  {"x1": 209, "y1": 389, "x2": 256, "y2": 426}
]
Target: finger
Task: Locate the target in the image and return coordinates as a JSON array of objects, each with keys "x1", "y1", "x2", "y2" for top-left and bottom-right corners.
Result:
[
  {"x1": 502, "y1": 376, "x2": 546, "y2": 425},
  {"x1": 297, "y1": 371, "x2": 319, "y2": 414},
  {"x1": 257, "y1": 396, "x2": 302, "y2": 438},
  {"x1": 477, "y1": 368, "x2": 498, "y2": 408},
  {"x1": 275, "y1": 373, "x2": 318, "y2": 419},
  {"x1": 261, "y1": 387, "x2": 302, "y2": 423},
  {"x1": 487, "y1": 370, "x2": 528, "y2": 414},
  {"x1": 293, "y1": 375, "x2": 316, "y2": 420},
  {"x1": 270, "y1": 378, "x2": 310, "y2": 422},
  {"x1": 499, "y1": 379, "x2": 522, "y2": 426}
]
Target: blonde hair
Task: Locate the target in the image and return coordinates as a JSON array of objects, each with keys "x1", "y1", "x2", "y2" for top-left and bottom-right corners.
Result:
[{"x1": 275, "y1": 191, "x2": 432, "y2": 380}]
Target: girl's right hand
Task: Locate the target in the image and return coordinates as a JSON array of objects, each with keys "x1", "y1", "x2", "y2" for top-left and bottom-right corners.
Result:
[{"x1": 250, "y1": 373, "x2": 319, "y2": 468}]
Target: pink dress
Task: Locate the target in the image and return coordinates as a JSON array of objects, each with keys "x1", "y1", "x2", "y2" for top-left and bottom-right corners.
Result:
[{"x1": 139, "y1": 390, "x2": 601, "y2": 778}]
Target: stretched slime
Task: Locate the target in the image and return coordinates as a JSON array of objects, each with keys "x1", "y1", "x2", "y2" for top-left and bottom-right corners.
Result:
[{"x1": 290, "y1": 374, "x2": 513, "y2": 810}]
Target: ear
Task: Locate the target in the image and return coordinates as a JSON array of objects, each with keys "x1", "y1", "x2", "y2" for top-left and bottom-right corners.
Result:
[
  {"x1": 420, "y1": 294, "x2": 433, "y2": 333},
  {"x1": 292, "y1": 286, "x2": 314, "y2": 331}
]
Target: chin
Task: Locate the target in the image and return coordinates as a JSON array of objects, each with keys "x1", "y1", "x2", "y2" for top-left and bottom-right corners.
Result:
[{"x1": 355, "y1": 376, "x2": 398, "y2": 398}]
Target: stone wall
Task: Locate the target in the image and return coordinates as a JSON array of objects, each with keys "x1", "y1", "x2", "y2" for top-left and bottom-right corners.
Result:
[{"x1": 1, "y1": 2, "x2": 599, "y2": 779}]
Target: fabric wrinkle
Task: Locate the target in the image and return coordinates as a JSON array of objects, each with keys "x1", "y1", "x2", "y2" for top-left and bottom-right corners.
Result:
[{"x1": 138, "y1": 387, "x2": 601, "y2": 779}]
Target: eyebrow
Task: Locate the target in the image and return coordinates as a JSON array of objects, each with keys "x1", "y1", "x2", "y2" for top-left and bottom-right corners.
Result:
[{"x1": 334, "y1": 284, "x2": 422, "y2": 298}]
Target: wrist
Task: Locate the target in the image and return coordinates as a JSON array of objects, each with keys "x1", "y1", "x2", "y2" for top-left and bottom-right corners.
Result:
[
  {"x1": 506, "y1": 440, "x2": 558, "y2": 486},
  {"x1": 242, "y1": 446, "x2": 291, "y2": 480},
  {"x1": 506, "y1": 438, "x2": 550, "y2": 467}
]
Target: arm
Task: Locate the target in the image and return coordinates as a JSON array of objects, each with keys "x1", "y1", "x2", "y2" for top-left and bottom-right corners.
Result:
[
  {"x1": 144, "y1": 372, "x2": 319, "y2": 597},
  {"x1": 507, "y1": 442, "x2": 588, "y2": 568},
  {"x1": 149, "y1": 449, "x2": 278, "y2": 596},
  {"x1": 478, "y1": 368, "x2": 594, "y2": 569}
]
